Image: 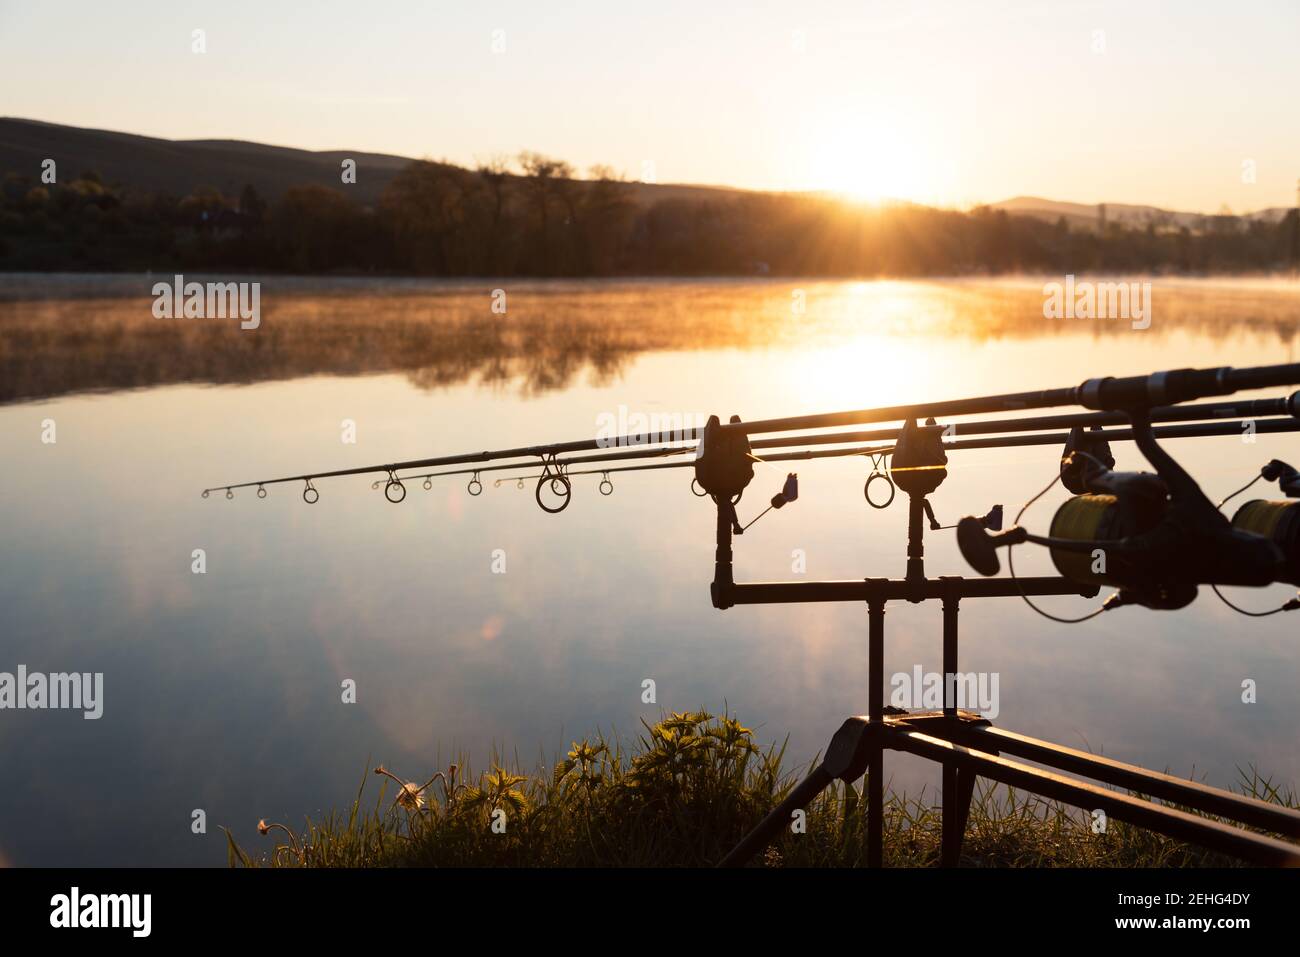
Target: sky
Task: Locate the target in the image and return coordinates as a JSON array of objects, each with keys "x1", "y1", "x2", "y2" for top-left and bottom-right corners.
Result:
[{"x1": 2, "y1": 0, "x2": 1298, "y2": 213}]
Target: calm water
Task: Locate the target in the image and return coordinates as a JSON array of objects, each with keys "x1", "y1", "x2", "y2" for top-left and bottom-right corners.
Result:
[{"x1": 1, "y1": 275, "x2": 1298, "y2": 866}]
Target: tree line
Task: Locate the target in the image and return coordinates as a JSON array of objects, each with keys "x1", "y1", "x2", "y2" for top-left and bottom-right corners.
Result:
[{"x1": 2, "y1": 155, "x2": 1297, "y2": 276}]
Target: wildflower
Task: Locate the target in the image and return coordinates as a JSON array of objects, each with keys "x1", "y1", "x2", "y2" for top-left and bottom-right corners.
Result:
[
  {"x1": 397, "y1": 782, "x2": 426, "y2": 811},
  {"x1": 255, "y1": 818, "x2": 301, "y2": 860},
  {"x1": 375, "y1": 764, "x2": 447, "y2": 814}
]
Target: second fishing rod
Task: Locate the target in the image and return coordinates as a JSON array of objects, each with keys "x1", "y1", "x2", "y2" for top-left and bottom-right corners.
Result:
[
  {"x1": 201, "y1": 361, "x2": 1300, "y2": 501},
  {"x1": 390, "y1": 413, "x2": 1300, "y2": 517}
]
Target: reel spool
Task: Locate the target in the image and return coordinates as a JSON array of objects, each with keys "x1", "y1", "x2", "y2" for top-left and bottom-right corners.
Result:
[
  {"x1": 1047, "y1": 493, "x2": 1162, "y2": 586},
  {"x1": 1232, "y1": 499, "x2": 1300, "y2": 585}
]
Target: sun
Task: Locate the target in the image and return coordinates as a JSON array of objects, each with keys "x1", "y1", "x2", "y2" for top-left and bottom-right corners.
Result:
[{"x1": 808, "y1": 123, "x2": 927, "y2": 203}]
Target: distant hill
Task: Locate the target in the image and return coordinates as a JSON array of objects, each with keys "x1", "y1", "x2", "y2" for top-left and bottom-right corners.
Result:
[
  {"x1": 989, "y1": 195, "x2": 1290, "y2": 233},
  {"x1": 0, "y1": 118, "x2": 417, "y2": 206},
  {"x1": 4, "y1": 118, "x2": 1290, "y2": 226},
  {"x1": 0, "y1": 117, "x2": 743, "y2": 208}
]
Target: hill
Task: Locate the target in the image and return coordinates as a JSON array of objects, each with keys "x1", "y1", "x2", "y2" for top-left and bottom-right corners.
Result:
[
  {"x1": 990, "y1": 195, "x2": 1290, "y2": 233},
  {"x1": 0, "y1": 117, "x2": 743, "y2": 208}
]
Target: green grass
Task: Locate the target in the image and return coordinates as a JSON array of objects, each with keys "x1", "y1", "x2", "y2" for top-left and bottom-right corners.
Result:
[{"x1": 223, "y1": 710, "x2": 1298, "y2": 868}]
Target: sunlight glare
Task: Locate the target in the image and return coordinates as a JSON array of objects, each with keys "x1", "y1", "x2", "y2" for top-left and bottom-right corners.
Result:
[{"x1": 810, "y1": 120, "x2": 927, "y2": 203}]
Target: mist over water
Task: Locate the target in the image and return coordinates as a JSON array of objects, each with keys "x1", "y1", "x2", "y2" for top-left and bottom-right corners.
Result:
[{"x1": 1, "y1": 275, "x2": 1298, "y2": 865}]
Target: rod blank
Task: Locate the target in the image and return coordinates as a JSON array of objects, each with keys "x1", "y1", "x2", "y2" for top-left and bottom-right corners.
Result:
[
  {"x1": 722, "y1": 363, "x2": 1300, "y2": 437},
  {"x1": 475, "y1": 417, "x2": 1300, "y2": 489},
  {"x1": 201, "y1": 363, "x2": 1300, "y2": 497}
]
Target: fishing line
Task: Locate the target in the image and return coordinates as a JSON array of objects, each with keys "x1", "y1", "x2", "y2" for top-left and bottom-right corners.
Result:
[
  {"x1": 1215, "y1": 473, "x2": 1265, "y2": 510},
  {"x1": 1210, "y1": 470, "x2": 1290, "y2": 617},
  {"x1": 1007, "y1": 451, "x2": 1109, "y2": 625}
]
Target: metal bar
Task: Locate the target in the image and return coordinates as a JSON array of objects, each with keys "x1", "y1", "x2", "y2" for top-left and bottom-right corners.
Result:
[
  {"x1": 892, "y1": 729, "x2": 1300, "y2": 866},
  {"x1": 906, "y1": 496, "x2": 926, "y2": 581},
  {"x1": 867, "y1": 596, "x2": 886, "y2": 868},
  {"x1": 711, "y1": 498, "x2": 734, "y2": 610},
  {"x1": 723, "y1": 576, "x2": 1098, "y2": 606},
  {"x1": 940, "y1": 583, "x2": 964, "y2": 866},
  {"x1": 942, "y1": 588, "x2": 960, "y2": 719},
  {"x1": 941, "y1": 767, "x2": 977, "y2": 867},
  {"x1": 968, "y1": 725, "x2": 1300, "y2": 839}
]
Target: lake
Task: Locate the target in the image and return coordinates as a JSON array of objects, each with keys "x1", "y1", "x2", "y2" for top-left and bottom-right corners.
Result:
[{"x1": 1, "y1": 274, "x2": 1298, "y2": 865}]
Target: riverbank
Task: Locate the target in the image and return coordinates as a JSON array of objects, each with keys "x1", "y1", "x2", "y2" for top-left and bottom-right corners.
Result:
[{"x1": 225, "y1": 710, "x2": 1294, "y2": 868}]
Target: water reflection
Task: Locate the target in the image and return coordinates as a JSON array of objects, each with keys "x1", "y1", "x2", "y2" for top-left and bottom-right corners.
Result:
[{"x1": 1, "y1": 275, "x2": 1296, "y2": 404}]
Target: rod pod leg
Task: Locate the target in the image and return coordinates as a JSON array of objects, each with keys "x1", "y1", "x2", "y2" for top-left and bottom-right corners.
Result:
[
  {"x1": 940, "y1": 584, "x2": 965, "y2": 867},
  {"x1": 717, "y1": 716, "x2": 876, "y2": 867},
  {"x1": 941, "y1": 766, "x2": 977, "y2": 867},
  {"x1": 867, "y1": 597, "x2": 886, "y2": 867},
  {"x1": 710, "y1": 496, "x2": 735, "y2": 609}
]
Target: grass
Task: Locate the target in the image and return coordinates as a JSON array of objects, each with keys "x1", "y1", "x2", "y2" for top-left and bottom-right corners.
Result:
[{"x1": 223, "y1": 709, "x2": 1298, "y2": 868}]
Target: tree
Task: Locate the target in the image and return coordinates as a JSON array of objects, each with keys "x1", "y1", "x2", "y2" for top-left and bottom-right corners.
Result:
[
  {"x1": 518, "y1": 151, "x2": 574, "y2": 274},
  {"x1": 239, "y1": 184, "x2": 267, "y2": 223},
  {"x1": 475, "y1": 155, "x2": 514, "y2": 274},
  {"x1": 270, "y1": 185, "x2": 364, "y2": 272}
]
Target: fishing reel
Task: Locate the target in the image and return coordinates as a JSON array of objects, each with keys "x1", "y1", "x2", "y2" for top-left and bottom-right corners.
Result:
[
  {"x1": 1227, "y1": 459, "x2": 1300, "y2": 586},
  {"x1": 957, "y1": 416, "x2": 1290, "y2": 610}
]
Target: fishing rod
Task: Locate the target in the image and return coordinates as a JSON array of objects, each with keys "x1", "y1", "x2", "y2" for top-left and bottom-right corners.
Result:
[
  {"x1": 381, "y1": 397, "x2": 1300, "y2": 511},
  {"x1": 202, "y1": 432, "x2": 693, "y2": 502},
  {"x1": 721, "y1": 363, "x2": 1300, "y2": 436},
  {"x1": 472, "y1": 418, "x2": 1300, "y2": 524},
  {"x1": 202, "y1": 370, "x2": 1300, "y2": 505},
  {"x1": 485, "y1": 418, "x2": 1300, "y2": 489},
  {"x1": 392, "y1": 394, "x2": 1297, "y2": 487},
  {"x1": 369, "y1": 444, "x2": 701, "y2": 499}
]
